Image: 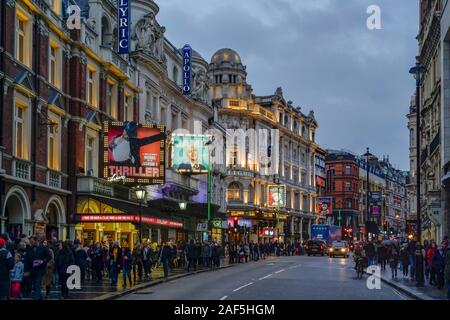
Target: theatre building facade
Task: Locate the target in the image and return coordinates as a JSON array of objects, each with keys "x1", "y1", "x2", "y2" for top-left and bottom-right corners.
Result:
[{"x1": 0, "y1": 0, "x2": 227, "y2": 246}]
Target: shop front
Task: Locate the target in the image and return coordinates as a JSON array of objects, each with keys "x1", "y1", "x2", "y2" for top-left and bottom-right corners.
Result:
[{"x1": 75, "y1": 196, "x2": 184, "y2": 248}]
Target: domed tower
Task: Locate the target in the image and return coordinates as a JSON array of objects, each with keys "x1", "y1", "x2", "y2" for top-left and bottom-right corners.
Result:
[{"x1": 207, "y1": 48, "x2": 253, "y2": 106}]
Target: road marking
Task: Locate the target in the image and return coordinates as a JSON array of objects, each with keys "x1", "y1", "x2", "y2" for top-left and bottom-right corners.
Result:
[
  {"x1": 392, "y1": 288, "x2": 406, "y2": 300},
  {"x1": 274, "y1": 269, "x2": 285, "y2": 274},
  {"x1": 258, "y1": 274, "x2": 273, "y2": 280},
  {"x1": 220, "y1": 295, "x2": 228, "y2": 300},
  {"x1": 233, "y1": 282, "x2": 254, "y2": 292},
  {"x1": 288, "y1": 264, "x2": 301, "y2": 269}
]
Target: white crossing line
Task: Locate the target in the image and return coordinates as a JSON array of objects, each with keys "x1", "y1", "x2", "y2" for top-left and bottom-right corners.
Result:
[
  {"x1": 274, "y1": 269, "x2": 285, "y2": 274},
  {"x1": 258, "y1": 274, "x2": 273, "y2": 280},
  {"x1": 233, "y1": 282, "x2": 254, "y2": 292},
  {"x1": 220, "y1": 295, "x2": 228, "y2": 300}
]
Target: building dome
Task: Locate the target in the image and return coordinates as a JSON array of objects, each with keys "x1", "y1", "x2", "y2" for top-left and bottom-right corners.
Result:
[{"x1": 211, "y1": 48, "x2": 242, "y2": 64}]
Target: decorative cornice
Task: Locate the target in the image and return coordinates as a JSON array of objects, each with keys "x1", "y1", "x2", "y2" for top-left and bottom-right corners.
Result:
[{"x1": 38, "y1": 20, "x2": 50, "y2": 37}]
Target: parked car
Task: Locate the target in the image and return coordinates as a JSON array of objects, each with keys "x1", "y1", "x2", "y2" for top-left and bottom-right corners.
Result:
[
  {"x1": 305, "y1": 240, "x2": 327, "y2": 256},
  {"x1": 328, "y1": 240, "x2": 349, "y2": 258}
]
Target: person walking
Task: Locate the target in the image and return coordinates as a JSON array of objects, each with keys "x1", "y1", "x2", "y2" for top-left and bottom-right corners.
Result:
[
  {"x1": 43, "y1": 240, "x2": 55, "y2": 299},
  {"x1": 427, "y1": 242, "x2": 437, "y2": 286},
  {"x1": 400, "y1": 244, "x2": 410, "y2": 278},
  {"x1": 408, "y1": 239, "x2": 417, "y2": 280},
  {"x1": 74, "y1": 242, "x2": 88, "y2": 282},
  {"x1": 432, "y1": 245, "x2": 446, "y2": 290},
  {"x1": 55, "y1": 241, "x2": 75, "y2": 300},
  {"x1": 92, "y1": 242, "x2": 103, "y2": 283},
  {"x1": 186, "y1": 240, "x2": 196, "y2": 272},
  {"x1": 195, "y1": 241, "x2": 202, "y2": 268},
  {"x1": 132, "y1": 242, "x2": 143, "y2": 282},
  {"x1": 444, "y1": 245, "x2": 450, "y2": 300},
  {"x1": 159, "y1": 242, "x2": 172, "y2": 279},
  {"x1": 0, "y1": 238, "x2": 13, "y2": 299},
  {"x1": 389, "y1": 244, "x2": 399, "y2": 280},
  {"x1": 25, "y1": 236, "x2": 50, "y2": 300},
  {"x1": 142, "y1": 242, "x2": 153, "y2": 280},
  {"x1": 365, "y1": 241, "x2": 376, "y2": 266},
  {"x1": 10, "y1": 253, "x2": 24, "y2": 299},
  {"x1": 121, "y1": 245, "x2": 132, "y2": 288},
  {"x1": 108, "y1": 241, "x2": 122, "y2": 286},
  {"x1": 243, "y1": 243, "x2": 250, "y2": 263},
  {"x1": 259, "y1": 242, "x2": 265, "y2": 260}
]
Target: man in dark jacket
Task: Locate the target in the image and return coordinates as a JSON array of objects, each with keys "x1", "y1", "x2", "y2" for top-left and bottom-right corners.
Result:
[
  {"x1": 159, "y1": 242, "x2": 172, "y2": 278},
  {"x1": 0, "y1": 238, "x2": 13, "y2": 299},
  {"x1": 108, "y1": 241, "x2": 122, "y2": 286},
  {"x1": 25, "y1": 236, "x2": 50, "y2": 300},
  {"x1": 186, "y1": 240, "x2": 196, "y2": 272}
]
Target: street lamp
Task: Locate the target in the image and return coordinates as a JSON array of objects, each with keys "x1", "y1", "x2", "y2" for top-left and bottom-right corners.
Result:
[
  {"x1": 409, "y1": 58, "x2": 425, "y2": 287},
  {"x1": 363, "y1": 147, "x2": 373, "y2": 241},
  {"x1": 179, "y1": 201, "x2": 187, "y2": 211},
  {"x1": 135, "y1": 186, "x2": 147, "y2": 243},
  {"x1": 395, "y1": 214, "x2": 400, "y2": 236}
]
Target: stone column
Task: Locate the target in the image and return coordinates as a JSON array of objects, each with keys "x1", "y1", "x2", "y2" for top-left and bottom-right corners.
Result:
[{"x1": 308, "y1": 219, "x2": 312, "y2": 240}]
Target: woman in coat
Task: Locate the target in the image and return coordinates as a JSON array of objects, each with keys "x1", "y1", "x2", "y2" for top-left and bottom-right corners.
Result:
[
  {"x1": 400, "y1": 244, "x2": 410, "y2": 278},
  {"x1": 121, "y1": 245, "x2": 132, "y2": 288},
  {"x1": 389, "y1": 244, "x2": 399, "y2": 279},
  {"x1": 43, "y1": 240, "x2": 55, "y2": 299},
  {"x1": 55, "y1": 241, "x2": 75, "y2": 300},
  {"x1": 159, "y1": 242, "x2": 172, "y2": 278},
  {"x1": 426, "y1": 242, "x2": 437, "y2": 286}
]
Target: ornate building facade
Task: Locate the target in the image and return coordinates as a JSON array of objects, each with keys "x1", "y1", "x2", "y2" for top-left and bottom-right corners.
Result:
[
  {"x1": 416, "y1": 0, "x2": 444, "y2": 242},
  {"x1": 208, "y1": 48, "x2": 322, "y2": 243}
]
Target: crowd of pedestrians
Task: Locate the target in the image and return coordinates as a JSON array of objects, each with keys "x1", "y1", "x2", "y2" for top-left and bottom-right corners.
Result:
[
  {"x1": 353, "y1": 236, "x2": 450, "y2": 299},
  {"x1": 0, "y1": 232, "x2": 306, "y2": 300}
]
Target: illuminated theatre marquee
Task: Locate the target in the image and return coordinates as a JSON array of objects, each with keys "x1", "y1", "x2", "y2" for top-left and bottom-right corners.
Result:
[{"x1": 103, "y1": 121, "x2": 166, "y2": 185}]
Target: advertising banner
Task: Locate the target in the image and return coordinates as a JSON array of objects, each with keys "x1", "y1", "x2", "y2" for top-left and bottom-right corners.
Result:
[
  {"x1": 267, "y1": 185, "x2": 286, "y2": 208},
  {"x1": 103, "y1": 121, "x2": 165, "y2": 185},
  {"x1": 171, "y1": 134, "x2": 210, "y2": 173},
  {"x1": 316, "y1": 197, "x2": 332, "y2": 215},
  {"x1": 370, "y1": 191, "x2": 382, "y2": 216}
]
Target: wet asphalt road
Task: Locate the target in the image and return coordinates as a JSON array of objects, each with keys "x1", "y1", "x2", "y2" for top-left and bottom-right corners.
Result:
[{"x1": 120, "y1": 254, "x2": 411, "y2": 300}]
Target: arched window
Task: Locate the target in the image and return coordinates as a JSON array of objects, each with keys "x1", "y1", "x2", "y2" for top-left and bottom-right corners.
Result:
[
  {"x1": 101, "y1": 16, "x2": 112, "y2": 47},
  {"x1": 172, "y1": 66, "x2": 179, "y2": 84},
  {"x1": 227, "y1": 182, "x2": 241, "y2": 202},
  {"x1": 112, "y1": 28, "x2": 118, "y2": 51}
]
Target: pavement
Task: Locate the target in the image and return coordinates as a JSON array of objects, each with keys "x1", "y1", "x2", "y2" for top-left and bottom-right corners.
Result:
[
  {"x1": 20, "y1": 258, "x2": 233, "y2": 300},
  {"x1": 118, "y1": 255, "x2": 414, "y2": 300},
  {"x1": 369, "y1": 266, "x2": 448, "y2": 300}
]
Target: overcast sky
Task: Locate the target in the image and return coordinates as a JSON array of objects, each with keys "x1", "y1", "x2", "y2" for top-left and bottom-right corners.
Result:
[{"x1": 157, "y1": 0, "x2": 419, "y2": 170}]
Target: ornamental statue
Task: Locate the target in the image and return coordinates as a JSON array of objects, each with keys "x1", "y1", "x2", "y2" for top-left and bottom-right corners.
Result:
[
  {"x1": 132, "y1": 12, "x2": 166, "y2": 63},
  {"x1": 191, "y1": 67, "x2": 209, "y2": 102}
]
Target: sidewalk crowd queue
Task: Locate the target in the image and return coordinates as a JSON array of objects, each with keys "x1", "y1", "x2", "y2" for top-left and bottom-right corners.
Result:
[
  {"x1": 2, "y1": 232, "x2": 449, "y2": 300},
  {"x1": 352, "y1": 235, "x2": 450, "y2": 299},
  {"x1": 0, "y1": 233, "x2": 305, "y2": 300}
]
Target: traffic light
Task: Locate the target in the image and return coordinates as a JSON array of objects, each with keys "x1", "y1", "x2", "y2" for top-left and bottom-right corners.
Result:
[
  {"x1": 383, "y1": 221, "x2": 388, "y2": 232},
  {"x1": 233, "y1": 216, "x2": 239, "y2": 228}
]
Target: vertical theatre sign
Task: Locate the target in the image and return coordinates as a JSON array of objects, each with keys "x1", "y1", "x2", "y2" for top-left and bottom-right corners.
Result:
[
  {"x1": 118, "y1": 0, "x2": 130, "y2": 54},
  {"x1": 182, "y1": 44, "x2": 192, "y2": 95}
]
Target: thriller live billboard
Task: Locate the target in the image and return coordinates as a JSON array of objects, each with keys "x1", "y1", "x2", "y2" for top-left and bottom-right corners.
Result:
[{"x1": 103, "y1": 121, "x2": 166, "y2": 185}]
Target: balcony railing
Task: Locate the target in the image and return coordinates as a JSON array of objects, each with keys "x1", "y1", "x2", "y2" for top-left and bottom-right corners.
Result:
[
  {"x1": 77, "y1": 176, "x2": 132, "y2": 201},
  {"x1": 13, "y1": 158, "x2": 31, "y2": 180},
  {"x1": 47, "y1": 170, "x2": 62, "y2": 188},
  {"x1": 165, "y1": 170, "x2": 200, "y2": 191}
]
